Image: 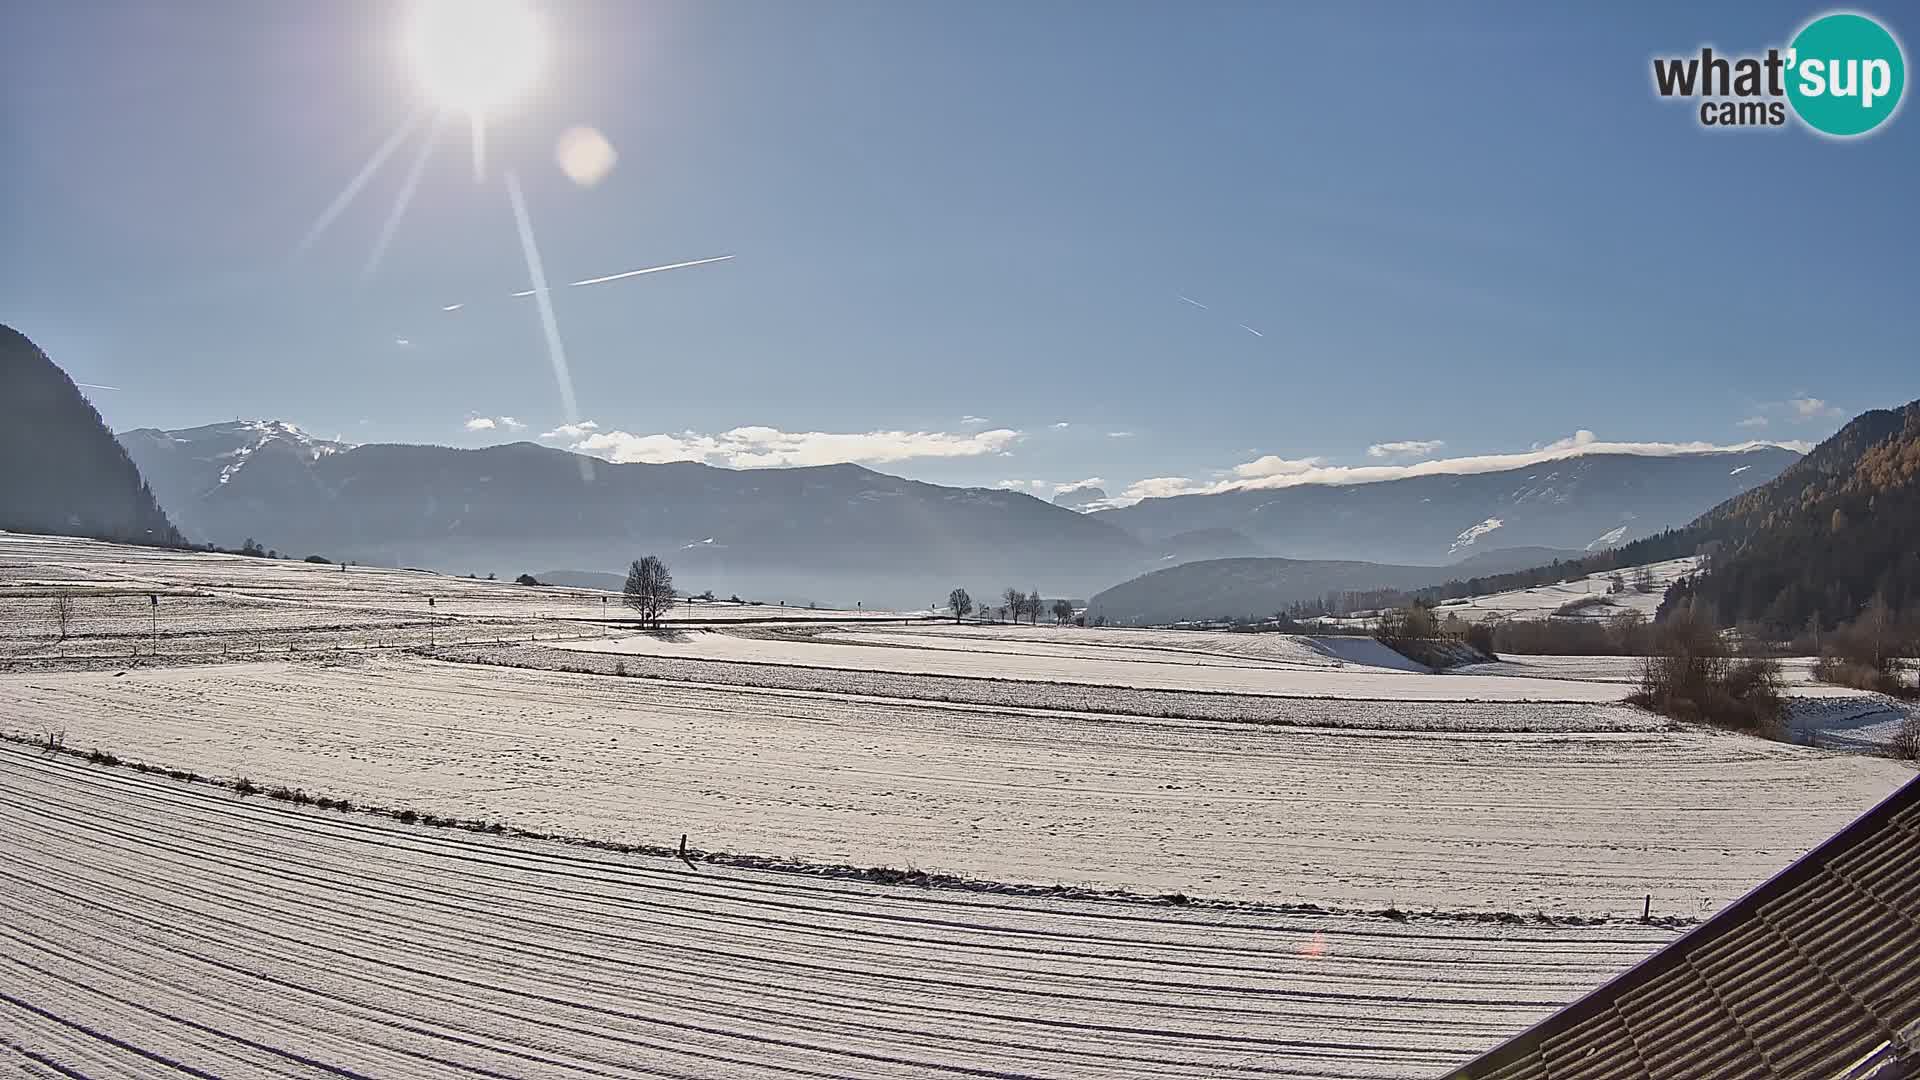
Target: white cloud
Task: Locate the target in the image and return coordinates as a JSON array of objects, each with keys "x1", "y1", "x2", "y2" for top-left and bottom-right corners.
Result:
[
  {"x1": 553, "y1": 423, "x2": 1023, "y2": 468},
  {"x1": 1366, "y1": 439, "x2": 1446, "y2": 459},
  {"x1": 961, "y1": 415, "x2": 990, "y2": 425},
  {"x1": 1106, "y1": 431, "x2": 1810, "y2": 506},
  {"x1": 1232, "y1": 455, "x2": 1326, "y2": 479},
  {"x1": 1736, "y1": 415, "x2": 1769, "y2": 429},
  {"x1": 1118, "y1": 476, "x2": 1213, "y2": 501},
  {"x1": 1051, "y1": 421, "x2": 1071, "y2": 429},
  {"x1": 998, "y1": 476, "x2": 1107, "y2": 497},
  {"x1": 466, "y1": 415, "x2": 528, "y2": 434},
  {"x1": 1106, "y1": 431, "x2": 1135, "y2": 439},
  {"x1": 1789, "y1": 396, "x2": 1843, "y2": 422}
]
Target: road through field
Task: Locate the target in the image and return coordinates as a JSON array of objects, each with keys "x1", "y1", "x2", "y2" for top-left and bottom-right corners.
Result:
[
  {"x1": 0, "y1": 744, "x2": 1680, "y2": 1079},
  {"x1": 2, "y1": 656, "x2": 1907, "y2": 915}
]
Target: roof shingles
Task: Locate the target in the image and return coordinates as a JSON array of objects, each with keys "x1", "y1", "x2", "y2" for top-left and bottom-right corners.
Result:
[{"x1": 1443, "y1": 776, "x2": 1920, "y2": 1080}]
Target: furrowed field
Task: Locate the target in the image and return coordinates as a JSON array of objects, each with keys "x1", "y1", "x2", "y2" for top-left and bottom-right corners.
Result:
[{"x1": 2, "y1": 532, "x2": 1912, "y2": 1078}]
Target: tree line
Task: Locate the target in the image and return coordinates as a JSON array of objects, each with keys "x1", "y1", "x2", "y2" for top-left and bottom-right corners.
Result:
[{"x1": 945, "y1": 587, "x2": 1075, "y2": 625}]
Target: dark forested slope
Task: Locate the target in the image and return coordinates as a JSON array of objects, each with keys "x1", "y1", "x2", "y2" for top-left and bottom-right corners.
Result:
[{"x1": 0, "y1": 325, "x2": 181, "y2": 546}]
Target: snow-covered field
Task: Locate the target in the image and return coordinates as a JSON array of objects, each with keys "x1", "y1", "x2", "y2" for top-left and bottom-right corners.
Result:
[
  {"x1": 1431, "y1": 556, "x2": 1701, "y2": 624},
  {"x1": 554, "y1": 626, "x2": 1628, "y2": 702},
  {"x1": 0, "y1": 532, "x2": 911, "y2": 627},
  {"x1": 1, "y1": 535, "x2": 1915, "y2": 1077},
  {"x1": 1459, "y1": 655, "x2": 1823, "y2": 686},
  {"x1": 0, "y1": 745, "x2": 1682, "y2": 1079},
  {"x1": 2, "y1": 654, "x2": 1907, "y2": 916}
]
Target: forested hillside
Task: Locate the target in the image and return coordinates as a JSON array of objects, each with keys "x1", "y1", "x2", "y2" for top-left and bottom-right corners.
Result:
[
  {"x1": 0, "y1": 325, "x2": 181, "y2": 546},
  {"x1": 1419, "y1": 400, "x2": 1920, "y2": 635},
  {"x1": 1679, "y1": 401, "x2": 1920, "y2": 631}
]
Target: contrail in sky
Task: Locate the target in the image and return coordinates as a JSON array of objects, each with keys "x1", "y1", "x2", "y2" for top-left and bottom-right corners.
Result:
[
  {"x1": 441, "y1": 303, "x2": 463, "y2": 312},
  {"x1": 76, "y1": 383, "x2": 120, "y2": 391},
  {"x1": 570, "y1": 255, "x2": 735, "y2": 287},
  {"x1": 1180, "y1": 294, "x2": 1269, "y2": 340},
  {"x1": 503, "y1": 255, "x2": 735, "y2": 298}
]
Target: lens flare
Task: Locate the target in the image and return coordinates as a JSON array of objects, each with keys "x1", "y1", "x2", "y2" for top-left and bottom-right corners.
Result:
[
  {"x1": 556, "y1": 126, "x2": 618, "y2": 186},
  {"x1": 404, "y1": 0, "x2": 545, "y2": 115}
]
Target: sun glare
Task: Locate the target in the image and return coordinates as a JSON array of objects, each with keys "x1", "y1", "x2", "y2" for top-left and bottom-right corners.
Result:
[{"x1": 404, "y1": 0, "x2": 545, "y2": 115}]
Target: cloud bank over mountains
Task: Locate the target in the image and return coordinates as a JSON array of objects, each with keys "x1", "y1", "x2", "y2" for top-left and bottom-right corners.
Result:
[
  {"x1": 540, "y1": 421, "x2": 1021, "y2": 468},
  {"x1": 1106, "y1": 430, "x2": 1813, "y2": 505}
]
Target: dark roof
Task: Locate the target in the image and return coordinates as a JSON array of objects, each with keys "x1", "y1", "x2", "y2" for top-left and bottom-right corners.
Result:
[{"x1": 1441, "y1": 774, "x2": 1920, "y2": 1080}]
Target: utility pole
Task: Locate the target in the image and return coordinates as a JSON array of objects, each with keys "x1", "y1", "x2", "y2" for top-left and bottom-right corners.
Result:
[{"x1": 148, "y1": 594, "x2": 158, "y2": 656}]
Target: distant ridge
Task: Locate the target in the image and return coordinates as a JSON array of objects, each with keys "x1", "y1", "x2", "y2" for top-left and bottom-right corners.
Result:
[
  {"x1": 0, "y1": 325, "x2": 181, "y2": 547},
  {"x1": 1091, "y1": 448, "x2": 1799, "y2": 564},
  {"x1": 116, "y1": 424, "x2": 1147, "y2": 607},
  {"x1": 1415, "y1": 398, "x2": 1920, "y2": 632}
]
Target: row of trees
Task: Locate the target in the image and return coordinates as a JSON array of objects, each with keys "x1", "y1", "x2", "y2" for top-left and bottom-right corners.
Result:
[{"x1": 946, "y1": 587, "x2": 1074, "y2": 625}]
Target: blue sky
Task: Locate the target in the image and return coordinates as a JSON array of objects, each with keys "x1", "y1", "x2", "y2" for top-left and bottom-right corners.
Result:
[{"x1": 3, "y1": 1, "x2": 1915, "y2": 504}]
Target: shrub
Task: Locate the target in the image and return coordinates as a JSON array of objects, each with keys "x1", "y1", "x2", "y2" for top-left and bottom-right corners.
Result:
[
  {"x1": 1812, "y1": 654, "x2": 1902, "y2": 694},
  {"x1": 1812, "y1": 611, "x2": 1914, "y2": 698},
  {"x1": 304, "y1": 554, "x2": 332, "y2": 564},
  {"x1": 1891, "y1": 713, "x2": 1920, "y2": 760},
  {"x1": 1553, "y1": 595, "x2": 1615, "y2": 616},
  {"x1": 234, "y1": 777, "x2": 259, "y2": 796},
  {"x1": 1492, "y1": 614, "x2": 1653, "y2": 656},
  {"x1": 514, "y1": 573, "x2": 543, "y2": 586},
  {"x1": 1463, "y1": 622, "x2": 1497, "y2": 659},
  {"x1": 86, "y1": 747, "x2": 119, "y2": 767},
  {"x1": 1630, "y1": 609, "x2": 1785, "y2": 736}
]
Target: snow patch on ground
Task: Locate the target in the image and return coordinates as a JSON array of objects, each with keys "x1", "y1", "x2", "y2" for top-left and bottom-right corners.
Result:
[
  {"x1": 1449, "y1": 516, "x2": 1504, "y2": 554},
  {"x1": 1432, "y1": 557, "x2": 1699, "y2": 625},
  {"x1": 1586, "y1": 523, "x2": 1630, "y2": 550},
  {"x1": 1305, "y1": 635, "x2": 1432, "y2": 672},
  {"x1": 1788, "y1": 693, "x2": 1919, "y2": 753}
]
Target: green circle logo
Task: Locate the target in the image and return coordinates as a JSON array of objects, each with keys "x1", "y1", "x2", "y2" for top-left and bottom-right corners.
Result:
[{"x1": 1787, "y1": 12, "x2": 1906, "y2": 136}]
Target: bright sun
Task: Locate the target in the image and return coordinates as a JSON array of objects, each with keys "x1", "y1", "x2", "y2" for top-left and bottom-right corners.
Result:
[{"x1": 404, "y1": 0, "x2": 545, "y2": 114}]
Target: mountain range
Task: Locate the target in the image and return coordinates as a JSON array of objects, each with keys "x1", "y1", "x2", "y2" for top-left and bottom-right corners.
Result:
[
  {"x1": 118, "y1": 421, "x2": 1146, "y2": 607},
  {"x1": 1089, "y1": 448, "x2": 1798, "y2": 565},
  {"x1": 1086, "y1": 549, "x2": 1580, "y2": 626},
  {"x1": 108, "y1": 416, "x2": 1801, "y2": 609},
  {"x1": 0, "y1": 325, "x2": 181, "y2": 547}
]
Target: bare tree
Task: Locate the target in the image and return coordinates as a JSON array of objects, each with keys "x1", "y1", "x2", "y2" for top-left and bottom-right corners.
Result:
[
  {"x1": 1051, "y1": 598, "x2": 1073, "y2": 625},
  {"x1": 1026, "y1": 589, "x2": 1043, "y2": 625},
  {"x1": 623, "y1": 556, "x2": 676, "y2": 629},
  {"x1": 1002, "y1": 587, "x2": 1024, "y2": 625},
  {"x1": 948, "y1": 588, "x2": 973, "y2": 623},
  {"x1": 50, "y1": 594, "x2": 74, "y2": 641},
  {"x1": 1631, "y1": 566, "x2": 1656, "y2": 594}
]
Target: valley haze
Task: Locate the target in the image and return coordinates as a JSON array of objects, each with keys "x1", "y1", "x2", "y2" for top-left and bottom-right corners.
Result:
[{"x1": 118, "y1": 418, "x2": 1799, "y2": 608}]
